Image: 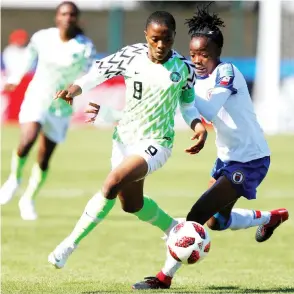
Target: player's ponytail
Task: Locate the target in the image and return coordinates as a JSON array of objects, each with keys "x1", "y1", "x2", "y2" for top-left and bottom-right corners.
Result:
[{"x1": 185, "y1": 2, "x2": 225, "y2": 49}]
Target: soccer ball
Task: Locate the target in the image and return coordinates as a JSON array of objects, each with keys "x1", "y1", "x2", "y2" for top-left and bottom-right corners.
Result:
[{"x1": 167, "y1": 221, "x2": 211, "y2": 264}]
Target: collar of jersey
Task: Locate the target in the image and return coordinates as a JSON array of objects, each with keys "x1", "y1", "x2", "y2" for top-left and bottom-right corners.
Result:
[
  {"x1": 145, "y1": 50, "x2": 175, "y2": 65},
  {"x1": 196, "y1": 75, "x2": 209, "y2": 80}
]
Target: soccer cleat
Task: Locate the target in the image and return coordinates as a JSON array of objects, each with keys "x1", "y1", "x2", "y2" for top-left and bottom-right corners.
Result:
[
  {"x1": 132, "y1": 276, "x2": 171, "y2": 290},
  {"x1": 255, "y1": 208, "x2": 289, "y2": 242},
  {"x1": 48, "y1": 239, "x2": 77, "y2": 269},
  {"x1": 0, "y1": 176, "x2": 20, "y2": 205},
  {"x1": 18, "y1": 197, "x2": 38, "y2": 220}
]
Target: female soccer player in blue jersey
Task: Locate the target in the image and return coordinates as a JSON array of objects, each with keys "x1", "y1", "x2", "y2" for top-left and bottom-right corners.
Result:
[{"x1": 133, "y1": 4, "x2": 289, "y2": 290}]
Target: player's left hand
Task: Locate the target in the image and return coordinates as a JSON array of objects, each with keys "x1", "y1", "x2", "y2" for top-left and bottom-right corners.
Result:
[
  {"x1": 84, "y1": 102, "x2": 100, "y2": 123},
  {"x1": 185, "y1": 121, "x2": 208, "y2": 155}
]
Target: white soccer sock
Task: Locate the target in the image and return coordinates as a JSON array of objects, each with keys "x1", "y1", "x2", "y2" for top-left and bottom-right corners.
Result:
[
  {"x1": 21, "y1": 164, "x2": 48, "y2": 201},
  {"x1": 229, "y1": 208, "x2": 271, "y2": 230},
  {"x1": 165, "y1": 217, "x2": 186, "y2": 236},
  {"x1": 161, "y1": 249, "x2": 182, "y2": 277},
  {"x1": 164, "y1": 218, "x2": 179, "y2": 236},
  {"x1": 67, "y1": 191, "x2": 116, "y2": 245}
]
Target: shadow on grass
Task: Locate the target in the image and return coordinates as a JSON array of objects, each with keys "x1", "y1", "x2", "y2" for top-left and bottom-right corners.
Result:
[
  {"x1": 207, "y1": 286, "x2": 294, "y2": 293},
  {"x1": 81, "y1": 286, "x2": 294, "y2": 293},
  {"x1": 81, "y1": 286, "x2": 294, "y2": 294}
]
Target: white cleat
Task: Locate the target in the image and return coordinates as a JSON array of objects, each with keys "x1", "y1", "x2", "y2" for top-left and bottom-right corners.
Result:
[
  {"x1": 0, "y1": 176, "x2": 21, "y2": 205},
  {"x1": 48, "y1": 239, "x2": 77, "y2": 269},
  {"x1": 18, "y1": 197, "x2": 38, "y2": 220}
]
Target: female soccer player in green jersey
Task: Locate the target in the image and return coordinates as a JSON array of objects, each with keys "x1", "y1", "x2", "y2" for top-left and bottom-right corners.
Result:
[
  {"x1": 48, "y1": 10, "x2": 208, "y2": 270},
  {"x1": 0, "y1": 1, "x2": 96, "y2": 220}
]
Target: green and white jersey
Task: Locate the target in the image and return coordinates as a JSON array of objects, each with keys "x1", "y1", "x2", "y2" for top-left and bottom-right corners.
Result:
[
  {"x1": 8, "y1": 28, "x2": 96, "y2": 117},
  {"x1": 75, "y1": 43, "x2": 196, "y2": 148}
]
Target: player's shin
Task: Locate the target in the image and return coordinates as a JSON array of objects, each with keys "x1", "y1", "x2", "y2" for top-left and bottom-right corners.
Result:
[
  {"x1": 228, "y1": 208, "x2": 271, "y2": 230},
  {"x1": 159, "y1": 249, "x2": 182, "y2": 281},
  {"x1": 11, "y1": 150, "x2": 28, "y2": 181},
  {"x1": 67, "y1": 191, "x2": 116, "y2": 245},
  {"x1": 134, "y1": 196, "x2": 177, "y2": 235},
  {"x1": 0, "y1": 151, "x2": 28, "y2": 205},
  {"x1": 21, "y1": 164, "x2": 48, "y2": 201}
]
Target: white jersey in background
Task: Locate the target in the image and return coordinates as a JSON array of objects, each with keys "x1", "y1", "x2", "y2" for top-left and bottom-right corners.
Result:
[
  {"x1": 194, "y1": 62, "x2": 270, "y2": 163},
  {"x1": 8, "y1": 27, "x2": 96, "y2": 118}
]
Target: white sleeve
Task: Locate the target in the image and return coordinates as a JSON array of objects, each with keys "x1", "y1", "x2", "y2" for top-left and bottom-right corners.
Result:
[
  {"x1": 74, "y1": 44, "x2": 144, "y2": 93},
  {"x1": 93, "y1": 105, "x2": 123, "y2": 125},
  {"x1": 6, "y1": 33, "x2": 39, "y2": 85},
  {"x1": 179, "y1": 99, "x2": 201, "y2": 127},
  {"x1": 195, "y1": 87, "x2": 232, "y2": 122},
  {"x1": 82, "y1": 42, "x2": 97, "y2": 74}
]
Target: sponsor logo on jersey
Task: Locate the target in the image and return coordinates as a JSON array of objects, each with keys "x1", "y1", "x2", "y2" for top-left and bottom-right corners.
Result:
[
  {"x1": 232, "y1": 171, "x2": 245, "y2": 184},
  {"x1": 163, "y1": 136, "x2": 171, "y2": 141},
  {"x1": 170, "y1": 72, "x2": 181, "y2": 83}
]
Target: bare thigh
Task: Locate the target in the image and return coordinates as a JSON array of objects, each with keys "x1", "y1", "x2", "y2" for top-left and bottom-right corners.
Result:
[
  {"x1": 102, "y1": 155, "x2": 148, "y2": 200},
  {"x1": 118, "y1": 179, "x2": 145, "y2": 213},
  {"x1": 186, "y1": 175, "x2": 239, "y2": 225},
  {"x1": 37, "y1": 132, "x2": 58, "y2": 170},
  {"x1": 17, "y1": 122, "x2": 41, "y2": 157}
]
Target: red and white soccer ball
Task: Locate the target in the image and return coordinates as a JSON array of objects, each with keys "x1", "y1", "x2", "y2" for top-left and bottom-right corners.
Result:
[{"x1": 167, "y1": 221, "x2": 211, "y2": 264}]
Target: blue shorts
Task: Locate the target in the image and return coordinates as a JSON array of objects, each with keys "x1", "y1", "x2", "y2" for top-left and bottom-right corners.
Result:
[{"x1": 210, "y1": 156, "x2": 270, "y2": 200}]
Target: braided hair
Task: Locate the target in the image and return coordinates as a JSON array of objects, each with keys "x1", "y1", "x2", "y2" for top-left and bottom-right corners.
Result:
[{"x1": 185, "y1": 2, "x2": 225, "y2": 49}]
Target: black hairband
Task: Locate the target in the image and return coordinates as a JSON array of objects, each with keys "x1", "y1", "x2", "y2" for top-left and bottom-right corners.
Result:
[
  {"x1": 193, "y1": 27, "x2": 222, "y2": 47},
  {"x1": 194, "y1": 26, "x2": 220, "y2": 37}
]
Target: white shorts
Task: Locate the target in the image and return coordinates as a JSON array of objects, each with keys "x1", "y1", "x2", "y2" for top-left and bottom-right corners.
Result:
[
  {"x1": 19, "y1": 100, "x2": 70, "y2": 143},
  {"x1": 111, "y1": 140, "x2": 172, "y2": 176}
]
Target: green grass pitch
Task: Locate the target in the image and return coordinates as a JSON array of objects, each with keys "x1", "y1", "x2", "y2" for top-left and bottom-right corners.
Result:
[{"x1": 1, "y1": 125, "x2": 294, "y2": 294}]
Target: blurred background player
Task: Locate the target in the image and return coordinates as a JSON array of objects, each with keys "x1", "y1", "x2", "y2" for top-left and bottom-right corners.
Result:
[
  {"x1": 2, "y1": 29, "x2": 29, "y2": 81},
  {"x1": 0, "y1": 1, "x2": 96, "y2": 220},
  {"x1": 47, "y1": 11, "x2": 208, "y2": 270},
  {"x1": 132, "y1": 4, "x2": 289, "y2": 290}
]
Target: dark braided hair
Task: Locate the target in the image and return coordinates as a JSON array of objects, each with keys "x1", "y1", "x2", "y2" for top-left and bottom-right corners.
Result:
[
  {"x1": 56, "y1": 1, "x2": 84, "y2": 35},
  {"x1": 146, "y1": 11, "x2": 176, "y2": 31},
  {"x1": 185, "y1": 2, "x2": 225, "y2": 49}
]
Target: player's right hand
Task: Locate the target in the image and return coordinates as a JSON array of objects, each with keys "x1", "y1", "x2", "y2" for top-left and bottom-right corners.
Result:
[
  {"x1": 54, "y1": 90, "x2": 73, "y2": 105},
  {"x1": 84, "y1": 102, "x2": 100, "y2": 123},
  {"x1": 3, "y1": 84, "x2": 18, "y2": 92},
  {"x1": 185, "y1": 121, "x2": 208, "y2": 155}
]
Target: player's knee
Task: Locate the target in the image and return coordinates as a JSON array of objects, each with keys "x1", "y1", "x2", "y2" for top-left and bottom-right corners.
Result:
[
  {"x1": 121, "y1": 203, "x2": 141, "y2": 214},
  {"x1": 207, "y1": 214, "x2": 230, "y2": 231},
  {"x1": 37, "y1": 148, "x2": 48, "y2": 170},
  {"x1": 18, "y1": 133, "x2": 38, "y2": 156},
  {"x1": 206, "y1": 217, "x2": 221, "y2": 230},
  {"x1": 102, "y1": 173, "x2": 123, "y2": 199}
]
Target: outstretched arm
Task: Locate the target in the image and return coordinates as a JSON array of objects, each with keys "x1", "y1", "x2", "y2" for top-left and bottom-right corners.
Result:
[
  {"x1": 179, "y1": 88, "x2": 208, "y2": 155},
  {"x1": 55, "y1": 46, "x2": 135, "y2": 102}
]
